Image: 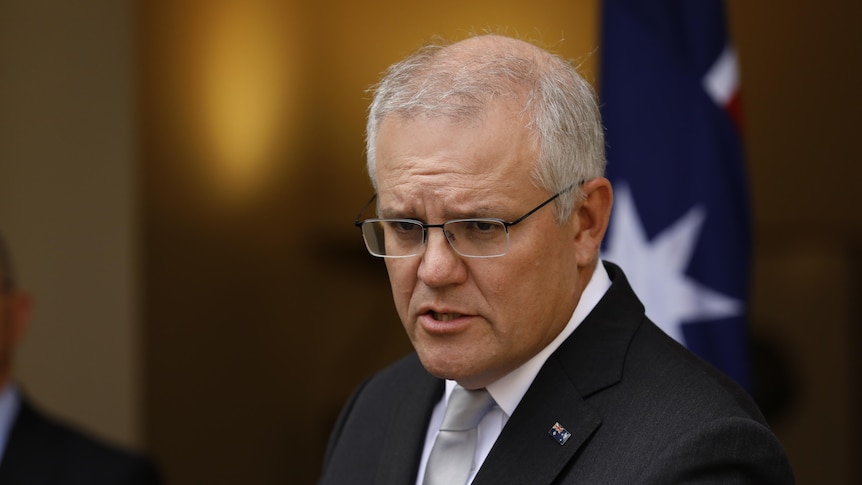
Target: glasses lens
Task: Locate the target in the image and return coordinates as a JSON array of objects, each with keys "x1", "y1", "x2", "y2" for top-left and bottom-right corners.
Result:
[
  {"x1": 445, "y1": 219, "x2": 509, "y2": 257},
  {"x1": 362, "y1": 220, "x2": 424, "y2": 257}
]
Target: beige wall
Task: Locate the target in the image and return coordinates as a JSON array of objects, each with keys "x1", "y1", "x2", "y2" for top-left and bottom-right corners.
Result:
[{"x1": 0, "y1": 0, "x2": 141, "y2": 448}]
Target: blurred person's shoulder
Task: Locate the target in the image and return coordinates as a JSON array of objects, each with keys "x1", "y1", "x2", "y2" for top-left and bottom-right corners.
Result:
[{"x1": 0, "y1": 395, "x2": 161, "y2": 485}]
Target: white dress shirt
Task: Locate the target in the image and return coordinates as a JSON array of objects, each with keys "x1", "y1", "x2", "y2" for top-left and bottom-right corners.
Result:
[{"x1": 415, "y1": 262, "x2": 612, "y2": 484}]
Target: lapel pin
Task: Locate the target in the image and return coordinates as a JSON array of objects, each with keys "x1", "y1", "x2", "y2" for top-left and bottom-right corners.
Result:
[{"x1": 549, "y1": 422, "x2": 571, "y2": 445}]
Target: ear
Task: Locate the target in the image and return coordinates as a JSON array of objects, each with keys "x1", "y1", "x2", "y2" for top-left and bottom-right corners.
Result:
[
  {"x1": 573, "y1": 177, "x2": 613, "y2": 267},
  {"x1": 0, "y1": 290, "x2": 31, "y2": 387},
  {"x1": 7, "y1": 291, "x2": 32, "y2": 346}
]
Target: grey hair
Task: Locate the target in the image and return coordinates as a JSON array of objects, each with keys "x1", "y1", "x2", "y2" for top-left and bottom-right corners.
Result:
[
  {"x1": 0, "y1": 233, "x2": 15, "y2": 290},
  {"x1": 365, "y1": 34, "x2": 606, "y2": 222}
]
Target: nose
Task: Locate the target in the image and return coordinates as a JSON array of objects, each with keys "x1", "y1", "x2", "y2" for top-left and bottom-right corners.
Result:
[{"x1": 417, "y1": 227, "x2": 467, "y2": 288}]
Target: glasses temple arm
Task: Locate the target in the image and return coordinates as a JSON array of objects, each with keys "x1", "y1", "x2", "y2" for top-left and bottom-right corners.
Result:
[{"x1": 354, "y1": 193, "x2": 378, "y2": 227}]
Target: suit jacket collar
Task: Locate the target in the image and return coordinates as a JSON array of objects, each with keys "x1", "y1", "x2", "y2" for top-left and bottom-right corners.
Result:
[
  {"x1": 374, "y1": 365, "x2": 443, "y2": 484},
  {"x1": 474, "y1": 261, "x2": 645, "y2": 484}
]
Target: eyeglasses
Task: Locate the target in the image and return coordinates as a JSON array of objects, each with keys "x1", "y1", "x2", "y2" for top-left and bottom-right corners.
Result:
[{"x1": 353, "y1": 184, "x2": 576, "y2": 258}]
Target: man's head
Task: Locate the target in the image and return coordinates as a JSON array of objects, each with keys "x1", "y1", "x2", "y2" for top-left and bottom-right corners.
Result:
[
  {"x1": 0, "y1": 234, "x2": 31, "y2": 389},
  {"x1": 363, "y1": 35, "x2": 612, "y2": 389}
]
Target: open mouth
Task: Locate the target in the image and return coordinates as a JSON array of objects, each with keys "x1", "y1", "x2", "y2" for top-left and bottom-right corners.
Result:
[{"x1": 429, "y1": 311, "x2": 463, "y2": 322}]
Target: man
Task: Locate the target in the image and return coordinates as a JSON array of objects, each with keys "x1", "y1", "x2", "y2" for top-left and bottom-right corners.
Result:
[
  {"x1": 0, "y1": 234, "x2": 161, "y2": 484},
  {"x1": 320, "y1": 34, "x2": 793, "y2": 484}
]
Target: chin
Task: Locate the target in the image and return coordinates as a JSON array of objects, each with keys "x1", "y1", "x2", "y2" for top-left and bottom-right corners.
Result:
[
  {"x1": 416, "y1": 347, "x2": 470, "y2": 380},
  {"x1": 418, "y1": 352, "x2": 495, "y2": 390}
]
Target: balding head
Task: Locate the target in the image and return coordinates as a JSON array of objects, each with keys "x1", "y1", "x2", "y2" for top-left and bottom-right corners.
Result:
[{"x1": 367, "y1": 34, "x2": 551, "y2": 150}]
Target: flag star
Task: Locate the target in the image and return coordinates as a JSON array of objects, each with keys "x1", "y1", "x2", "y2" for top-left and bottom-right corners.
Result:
[{"x1": 601, "y1": 184, "x2": 742, "y2": 344}]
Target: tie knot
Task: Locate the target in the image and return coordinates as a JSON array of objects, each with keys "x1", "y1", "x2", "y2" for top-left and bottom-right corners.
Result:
[{"x1": 440, "y1": 387, "x2": 494, "y2": 432}]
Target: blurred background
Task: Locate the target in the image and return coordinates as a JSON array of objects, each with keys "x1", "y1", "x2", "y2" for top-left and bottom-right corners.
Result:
[{"x1": 0, "y1": 0, "x2": 859, "y2": 483}]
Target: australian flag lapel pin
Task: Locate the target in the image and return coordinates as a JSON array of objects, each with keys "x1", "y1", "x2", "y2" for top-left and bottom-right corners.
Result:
[{"x1": 549, "y1": 422, "x2": 571, "y2": 445}]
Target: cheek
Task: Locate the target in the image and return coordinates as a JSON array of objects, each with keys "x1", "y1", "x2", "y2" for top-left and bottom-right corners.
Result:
[
  {"x1": 385, "y1": 261, "x2": 417, "y2": 309},
  {"x1": 481, "y1": 251, "x2": 572, "y2": 323},
  {"x1": 474, "y1": 264, "x2": 530, "y2": 320}
]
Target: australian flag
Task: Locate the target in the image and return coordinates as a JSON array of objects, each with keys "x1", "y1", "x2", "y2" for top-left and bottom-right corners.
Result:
[
  {"x1": 599, "y1": 0, "x2": 752, "y2": 391},
  {"x1": 549, "y1": 422, "x2": 572, "y2": 446}
]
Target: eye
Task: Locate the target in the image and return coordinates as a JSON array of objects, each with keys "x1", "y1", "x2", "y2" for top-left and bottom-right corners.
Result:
[
  {"x1": 458, "y1": 220, "x2": 505, "y2": 238},
  {"x1": 384, "y1": 220, "x2": 422, "y2": 235},
  {"x1": 473, "y1": 221, "x2": 499, "y2": 232}
]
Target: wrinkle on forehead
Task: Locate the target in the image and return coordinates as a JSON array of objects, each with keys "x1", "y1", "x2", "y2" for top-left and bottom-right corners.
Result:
[
  {"x1": 375, "y1": 105, "x2": 536, "y2": 174},
  {"x1": 375, "y1": 155, "x2": 529, "y2": 220},
  {"x1": 373, "y1": 93, "x2": 543, "y2": 221},
  {"x1": 377, "y1": 158, "x2": 509, "y2": 193},
  {"x1": 376, "y1": 177, "x2": 500, "y2": 220}
]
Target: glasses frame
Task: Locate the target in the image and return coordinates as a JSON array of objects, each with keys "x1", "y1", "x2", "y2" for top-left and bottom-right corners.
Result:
[{"x1": 353, "y1": 183, "x2": 577, "y2": 258}]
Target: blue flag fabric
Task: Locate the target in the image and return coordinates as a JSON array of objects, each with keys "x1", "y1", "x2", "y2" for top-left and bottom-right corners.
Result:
[{"x1": 599, "y1": 0, "x2": 752, "y2": 390}]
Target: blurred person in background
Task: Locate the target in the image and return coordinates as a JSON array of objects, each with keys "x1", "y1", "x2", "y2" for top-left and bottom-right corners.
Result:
[{"x1": 0, "y1": 232, "x2": 160, "y2": 485}]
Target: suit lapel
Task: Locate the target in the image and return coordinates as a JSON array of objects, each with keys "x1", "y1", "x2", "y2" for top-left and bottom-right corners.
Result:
[
  {"x1": 374, "y1": 367, "x2": 443, "y2": 485},
  {"x1": 473, "y1": 356, "x2": 600, "y2": 484},
  {"x1": 474, "y1": 262, "x2": 645, "y2": 485}
]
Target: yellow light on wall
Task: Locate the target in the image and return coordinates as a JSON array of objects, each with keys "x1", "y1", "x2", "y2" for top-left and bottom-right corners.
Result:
[{"x1": 189, "y1": 0, "x2": 301, "y2": 203}]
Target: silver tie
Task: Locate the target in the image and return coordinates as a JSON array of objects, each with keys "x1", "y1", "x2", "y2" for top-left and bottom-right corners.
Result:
[{"x1": 423, "y1": 387, "x2": 495, "y2": 485}]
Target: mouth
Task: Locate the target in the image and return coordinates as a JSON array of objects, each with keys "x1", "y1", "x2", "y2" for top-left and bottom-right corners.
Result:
[
  {"x1": 418, "y1": 308, "x2": 473, "y2": 335},
  {"x1": 429, "y1": 311, "x2": 463, "y2": 322}
]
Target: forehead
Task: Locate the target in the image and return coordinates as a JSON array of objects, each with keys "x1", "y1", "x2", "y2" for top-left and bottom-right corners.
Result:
[{"x1": 374, "y1": 103, "x2": 538, "y2": 192}]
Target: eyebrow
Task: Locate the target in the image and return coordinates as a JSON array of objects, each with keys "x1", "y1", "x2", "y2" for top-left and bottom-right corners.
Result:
[{"x1": 376, "y1": 205, "x2": 413, "y2": 219}]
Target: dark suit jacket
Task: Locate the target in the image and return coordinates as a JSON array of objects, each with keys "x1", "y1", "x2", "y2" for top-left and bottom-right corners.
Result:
[
  {"x1": 0, "y1": 397, "x2": 161, "y2": 485},
  {"x1": 319, "y1": 262, "x2": 794, "y2": 484}
]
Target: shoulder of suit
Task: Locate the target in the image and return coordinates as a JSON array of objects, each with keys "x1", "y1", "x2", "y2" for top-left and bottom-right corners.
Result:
[
  {"x1": 15, "y1": 397, "x2": 156, "y2": 466},
  {"x1": 623, "y1": 320, "x2": 767, "y2": 423}
]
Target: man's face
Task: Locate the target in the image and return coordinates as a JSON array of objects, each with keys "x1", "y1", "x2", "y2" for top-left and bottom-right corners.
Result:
[{"x1": 373, "y1": 102, "x2": 586, "y2": 390}]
